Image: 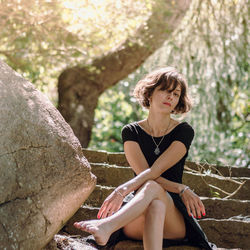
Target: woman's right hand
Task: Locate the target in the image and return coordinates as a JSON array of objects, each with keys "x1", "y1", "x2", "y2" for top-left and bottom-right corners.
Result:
[
  {"x1": 97, "y1": 189, "x2": 124, "y2": 219},
  {"x1": 180, "y1": 187, "x2": 206, "y2": 219}
]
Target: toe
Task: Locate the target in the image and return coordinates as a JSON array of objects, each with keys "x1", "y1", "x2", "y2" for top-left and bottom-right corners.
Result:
[
  {"x1": 73, "y1": 222, "x2": 80, "y2": 228},
  {"x1": 74, "y1": 221, "x2": 86, "y2": 230}
]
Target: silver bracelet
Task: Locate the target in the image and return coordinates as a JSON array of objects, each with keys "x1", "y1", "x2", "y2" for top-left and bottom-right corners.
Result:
[
  {"x1": 179, "y1": 186, "x2": 190, "y2": 198},
  {"x1": 115, "y1": 189, "x2": 125, "y2": 198}
]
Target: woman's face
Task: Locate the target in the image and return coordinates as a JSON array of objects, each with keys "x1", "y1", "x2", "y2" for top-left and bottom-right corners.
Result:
[{"x1": 149, "y1": 83, "x2": 181, "y2": 113}]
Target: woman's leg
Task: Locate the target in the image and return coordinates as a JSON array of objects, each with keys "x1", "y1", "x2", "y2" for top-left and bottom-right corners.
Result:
[
  {"x1": 143, "y1": 199, "x2": 166, "y2": 250},
  {"x1": 122, "y1": 199, "x2": 166, "y2": 250},
  {"x1": 123, "y1": 181, "x2": 186, "y2": 249},
  {"x1": 74, "y1": 180, "x2": 185, "y2": 247},
  {"x1": 74, "y1": 180, "x2": 160, "y2": 245}
]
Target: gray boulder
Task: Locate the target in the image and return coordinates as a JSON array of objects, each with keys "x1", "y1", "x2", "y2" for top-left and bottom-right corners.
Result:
[{"x1": 0, "y1": 60, "x2": 96, "y2": 249}]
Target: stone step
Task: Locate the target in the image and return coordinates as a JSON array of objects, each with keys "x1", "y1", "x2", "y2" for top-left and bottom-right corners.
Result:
[
  {"x1": 49, "y1": 234, "x2": 238, "y2": 250},
  {"x1": 49, "y1": 234, "x2": 203, "y2": 250},
  {"x1": 85, "y1": 185, "x2": 114, "y2": 207},
  {"x1": 87, "y1": 166, "x2": 250, "y2": 201},
  {"x1": 83, "y1": 149, "x2": 129, "y2": 167},
  {"x1": 90, "y1": 163, "x2": 134, "y2": 187},
  {"x1": 114, "y1": 217, "x2": 250, "y2": 249},
  {"x1": 63, "y1": 197, "x2": 250, "y2": 237},
  {"x1": 114, "y1": 241, "x2": 200, "y2": 250},
  {"x1": 84, "y1": 148, "x2": 250, "y2": 177},
  {"x1": 199, "y1": 217, "x2": 250, "y2": 249},
  {"x1": 62, "y1": 206, "x2": 250, "y2": 249},
  {"x1": 182, "y1": 172, "x2": 249, "y2": 200},
  {"x1": 201, "y1": 197, "x2": 250, "y2": 219},
  {"x1": 85, "y1": 186, "x2": 250, "y2": 218},
  {"x1": 185, "y1": 161, "x2": 250, "y2": 178}
]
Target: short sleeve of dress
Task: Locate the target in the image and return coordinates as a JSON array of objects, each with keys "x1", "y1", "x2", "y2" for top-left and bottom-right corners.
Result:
[
  {"x1": 121, "y1": 124, "x2": 138, "y2": 143},
  {"x1": 173, "y1": 123, "x2": 195, "y2": 151}
]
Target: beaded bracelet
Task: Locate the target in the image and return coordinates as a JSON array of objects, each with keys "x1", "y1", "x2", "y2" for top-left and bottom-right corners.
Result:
[
  {"x1": 179, "y1": 186, "x2": 190, "y2": 198},
  {"x1": 115, "y1": 189, "x2": 125, "y2": 198}
]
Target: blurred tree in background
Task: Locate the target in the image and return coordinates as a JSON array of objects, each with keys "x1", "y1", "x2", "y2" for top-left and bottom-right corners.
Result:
[
  {"x1": 0, "y1": 0, "x2": 248, "y2": 167},
  {"x1": 0, "y1": 0, "x2": 191, "y2": 147},
  {"x1": 0, "y1": 0, "x2": 155, "y2": 100},
  {"x1": 89, "y1": 0, "x2": 249, "y2": 168}
]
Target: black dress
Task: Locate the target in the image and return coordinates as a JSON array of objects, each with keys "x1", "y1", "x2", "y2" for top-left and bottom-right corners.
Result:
[{"x1": 121, "y1": 121, "x2": 216, "y2": 250}]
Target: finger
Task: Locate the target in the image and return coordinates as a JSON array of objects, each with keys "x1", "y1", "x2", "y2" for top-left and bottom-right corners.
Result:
[
  {"x1": 189, "y1": 202, "x2": 197, "y2": 218},
  {"x1": 106, "y1": 200, "x2": 123, "y2": 217},
  {"x1": 97, "y1": 200, "x2": 110, "y2": 219},
  {"x1": 97, "y1": 203, "x2": 106, "y2": 218},
  {"x1": 198, "y1": 199, "x2": 206, "y2": 216},
  {"x1": 192, "y1": 197, "x2": 202, "y2": 218},
  {"x1": 195, "y1": 201, "x2": 202, "y2": 219},
  {"x1": 185, "y1": 201, "x2": 192, "y2": 217},
  {"x1": 101, "y1": 208, "x2": 109, "y2": 219},
  {"x1": 105, "y1": 204, "x2": 116, "y2": 218},
  {"x1": 101, "y1": 203, "x2": 114, "y2": 219}
]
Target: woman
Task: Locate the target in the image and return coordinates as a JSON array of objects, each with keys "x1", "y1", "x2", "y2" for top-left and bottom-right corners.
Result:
[{"x1": 74, "y1": 67, "x2": 216, "y2": 249}]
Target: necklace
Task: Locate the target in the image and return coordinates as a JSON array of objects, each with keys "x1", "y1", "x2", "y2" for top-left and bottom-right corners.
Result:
[{"x1": 147, "y1": 119, "x2": 171, "y2": 155}]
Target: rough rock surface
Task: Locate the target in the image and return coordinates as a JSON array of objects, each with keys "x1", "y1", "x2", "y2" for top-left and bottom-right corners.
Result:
[{"x1": 0, "y1": 60, "x2": 96, "y2": 249}]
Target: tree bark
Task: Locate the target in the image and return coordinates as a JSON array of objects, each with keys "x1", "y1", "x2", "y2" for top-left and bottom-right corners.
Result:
[{"x1": 58, "y1": 0, "x2": 191, "y2": 147}]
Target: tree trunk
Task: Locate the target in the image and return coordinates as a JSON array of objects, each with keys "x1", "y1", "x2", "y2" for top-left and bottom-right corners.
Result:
[{"x1": 58, "y1": 0, "x2": 191, "y2": 147}]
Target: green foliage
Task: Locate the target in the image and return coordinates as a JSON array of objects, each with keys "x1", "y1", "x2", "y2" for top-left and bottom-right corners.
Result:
[
  {"x1": 210, "y1": 190, "x2": 221, "y2": 198},
  {"x1": 1, "y1": 0, "x2": 248, "y2": 167},
  {"x1": 89, "y1": 0, "x2": 249, "y2": 168},
  {"x1": 0, "y1": 0, "x2": 152, "y2": 103},
  {"x1": 89, "y1": 67, "x2": 148, "y2": 152}
]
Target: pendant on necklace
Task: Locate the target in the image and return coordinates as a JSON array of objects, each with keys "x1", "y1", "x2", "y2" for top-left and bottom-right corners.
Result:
[{"x1": 154, "y1": 147, "x2": 160, "y2": 155}]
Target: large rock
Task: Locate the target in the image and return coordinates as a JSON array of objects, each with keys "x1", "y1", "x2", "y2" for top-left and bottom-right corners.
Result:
[{"x1": 0, "y1": 60, "x2": 96, "y2": 249}]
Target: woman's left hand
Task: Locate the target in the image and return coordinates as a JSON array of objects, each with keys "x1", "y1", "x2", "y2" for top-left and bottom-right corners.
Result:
[
  {"x1": 97, "y1": 189, "x2": 124, "y2": 219},
  {"x1": 180, "y1": 187, "x2": 206, "y2": 219}
]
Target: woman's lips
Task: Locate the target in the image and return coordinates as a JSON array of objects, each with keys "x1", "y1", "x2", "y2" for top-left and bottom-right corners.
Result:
[{"x1": 163, "y1": 102, "x2": 171, "y2": 107}]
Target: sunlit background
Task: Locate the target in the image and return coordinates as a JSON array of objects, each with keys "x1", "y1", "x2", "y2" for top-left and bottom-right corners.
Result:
[{"x1": 0, "y1": 0, "x2": 249, "y2": 167}]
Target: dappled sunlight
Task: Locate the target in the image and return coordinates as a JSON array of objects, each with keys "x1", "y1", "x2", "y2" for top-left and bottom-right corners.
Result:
[
  {"x1": 0, "y1": 0, "x2": 152, "y2": 103},
  {"x1": 0, "y1": 0, "x2": 248, "y2": 167},
  {"x1": 89, "y1": 0, "x2": 249, "y2": 167}
]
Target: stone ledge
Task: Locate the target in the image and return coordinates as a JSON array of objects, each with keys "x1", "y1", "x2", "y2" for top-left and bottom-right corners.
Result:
[
  {"x1": 83, "y1": 148, "x2": 250, "y2": 177},
  {"x1": 62, "y1": 204, "x2": 250, "y2": 249},
  {"x1": 90, "y1": 163, "x2": 134, "y2": 187},
  {"x1": 45, "y1": 234, "x2": 201, "y2": 250},
  {"x1": 76, "y1": 148, "x2": 250, "y2": 249},
  {"x1": 199, "y1": 218, "x2": 250, "y2": 248},
  {"x1": 85, "y1": 174, "x2": 250, "y2": 204},
  {"x1": 83, "y1": 149, "x2": 128, "y2": 167},
  {"x1": 114, "y1": 240, "x2": 200, "y2": 250},
  {"x1": 46, "y1": 233, "x2": 243, "y2": 250}
]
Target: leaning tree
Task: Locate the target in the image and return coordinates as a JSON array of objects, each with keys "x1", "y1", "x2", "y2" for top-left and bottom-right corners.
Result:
[
  {"x1": 57, "y1": 0, "x2": 191, "y2": 147},
  {"x1": 0, "y1": 0, "x2": 191, "y2": 147}
]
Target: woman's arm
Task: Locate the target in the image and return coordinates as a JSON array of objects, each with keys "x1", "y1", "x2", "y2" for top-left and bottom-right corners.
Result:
[
  {"x1": 114, "y1": 140, "x2": 187, "y2": 195},
  {"x1": 123, "y1": 140, "x2": 186, "y2": 193},
  {"x1": 98, "y1": 139, "x2": 205, "y2": 219},
  {"x1": 122, "y1": 140, "x2": 205, "y2": 218},
  {"x1": 98, "y1": 140, "x2": 189, "y2": 218}
]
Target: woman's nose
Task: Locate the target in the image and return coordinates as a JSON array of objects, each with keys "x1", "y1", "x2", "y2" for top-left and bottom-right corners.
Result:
[{"x1": 166, "y1": 92, "x2": 173, "y2": 99}]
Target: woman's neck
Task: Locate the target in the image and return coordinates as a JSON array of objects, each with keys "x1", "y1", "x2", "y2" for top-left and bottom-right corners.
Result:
[{"x1": 147, "y1": 112, "x2": 172, "y2": 137}]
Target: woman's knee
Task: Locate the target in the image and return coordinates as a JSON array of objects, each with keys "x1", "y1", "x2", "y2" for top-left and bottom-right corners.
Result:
[
  {"x1": 142, "y1": 180, "x2": 165, "y2": 195},
  {"x1": 141, "y1": 181, "x2": 174, "y2": 207},
  {"x1": 147, "y1": 199, "x2": 166, "y2": 217}
]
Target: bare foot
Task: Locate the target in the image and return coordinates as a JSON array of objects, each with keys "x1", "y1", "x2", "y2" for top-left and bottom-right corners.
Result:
[{"x1": 74, "y1": 220, "x2": 111, "y2": 246}]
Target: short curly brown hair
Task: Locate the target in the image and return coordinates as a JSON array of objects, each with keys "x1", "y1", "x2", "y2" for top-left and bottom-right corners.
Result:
[{"x1": 133, "y1": 67, "x2": 192, "y2": 114}]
